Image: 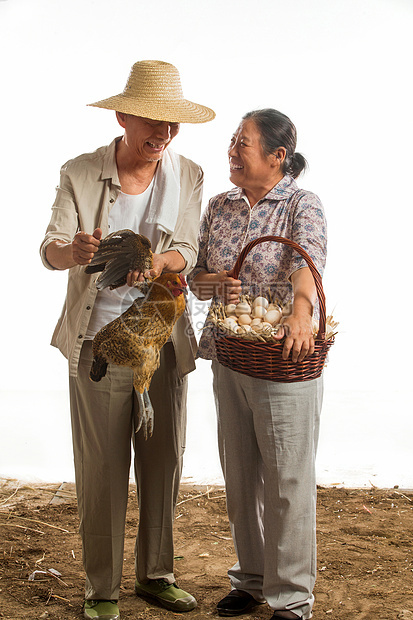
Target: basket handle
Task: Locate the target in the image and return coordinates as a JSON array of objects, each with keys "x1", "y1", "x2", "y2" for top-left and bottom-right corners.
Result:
[{"x1": 231, "y1": 235, "x2": 327, "y2": 340}]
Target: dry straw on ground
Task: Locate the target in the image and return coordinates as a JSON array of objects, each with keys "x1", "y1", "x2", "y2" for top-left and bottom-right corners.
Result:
[{"x1": 0, "y1": 478, "x2": 412, "y2": 619}]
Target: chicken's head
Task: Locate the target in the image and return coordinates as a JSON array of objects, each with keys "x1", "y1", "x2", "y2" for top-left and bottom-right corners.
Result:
[
  {"x1": 166, "y1": 273, "x2": 187, "y2": 297},
  {"x1": 152, "y1": 273, "x2": 187, "y2": 297}
]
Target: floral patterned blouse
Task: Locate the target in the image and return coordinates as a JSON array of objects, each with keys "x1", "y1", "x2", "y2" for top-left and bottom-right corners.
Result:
[{"x1": 188, "y1": 175, "x2": 327, "y2": 360}]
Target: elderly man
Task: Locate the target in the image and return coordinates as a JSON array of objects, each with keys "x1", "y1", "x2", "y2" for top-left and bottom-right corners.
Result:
[{"x1": 40, "y1": 60, "x2": 215, "y2": 620}]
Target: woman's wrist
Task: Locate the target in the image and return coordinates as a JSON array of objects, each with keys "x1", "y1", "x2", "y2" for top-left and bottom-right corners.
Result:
[{"x1": 191, "y1": 271, "x2": 220, "y2": 300}]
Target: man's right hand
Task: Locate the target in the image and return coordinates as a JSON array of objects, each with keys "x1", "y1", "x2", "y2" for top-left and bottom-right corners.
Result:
[{"x1": 72, "y1": 228, "x2": 102, "y2": 265}]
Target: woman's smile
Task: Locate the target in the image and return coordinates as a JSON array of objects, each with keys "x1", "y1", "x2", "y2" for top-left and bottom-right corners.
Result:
[{"x1": 228, "y1": 119, "x2": 282, "y2": 205}]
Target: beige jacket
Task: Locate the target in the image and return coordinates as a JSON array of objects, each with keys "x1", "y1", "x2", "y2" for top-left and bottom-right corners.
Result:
[{"x1": 40, "y1": 137, "x2": 202, "y2": 378}]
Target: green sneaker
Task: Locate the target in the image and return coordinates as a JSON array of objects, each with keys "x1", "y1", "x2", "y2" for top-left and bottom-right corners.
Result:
[
  {"x1": 135, "y1": 578, "x2": 197, "y2": 612},
  {"x1": 84, "y1": 599, "x2": 120, "y2": 619}
]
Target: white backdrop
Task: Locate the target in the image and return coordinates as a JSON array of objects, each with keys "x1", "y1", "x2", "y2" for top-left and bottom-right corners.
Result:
[{"x1": 0, "y1": 0, "x2": 412, "y2": 487}]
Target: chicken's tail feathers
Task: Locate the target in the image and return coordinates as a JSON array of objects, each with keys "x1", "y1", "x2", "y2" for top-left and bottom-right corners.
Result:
[{"x1": 89, "y1": 356, "x2": 108, "y2": 382}]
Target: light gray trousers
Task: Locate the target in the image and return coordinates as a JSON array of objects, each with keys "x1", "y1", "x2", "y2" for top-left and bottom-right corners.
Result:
[
  {"x1": 212, "y1": 361, "x2": 323, "y2": 620},
  {"x1": 69, "y1": 341, "x2": 187, "y2": 601}
]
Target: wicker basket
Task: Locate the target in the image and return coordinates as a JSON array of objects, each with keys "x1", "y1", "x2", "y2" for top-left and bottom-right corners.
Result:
[{"x1": 213, "y1": 235, "x2": 334, "y2": 382}]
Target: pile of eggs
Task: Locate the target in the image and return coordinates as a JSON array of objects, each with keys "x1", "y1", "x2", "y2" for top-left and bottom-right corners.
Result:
[{"x1": 221, "y1": 297, "x2": 292, "y2": 337}]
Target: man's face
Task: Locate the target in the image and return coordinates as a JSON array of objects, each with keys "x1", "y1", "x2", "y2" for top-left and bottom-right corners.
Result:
[{"x1": 117, "y1": 113, "x2": 180, "y2": 163}]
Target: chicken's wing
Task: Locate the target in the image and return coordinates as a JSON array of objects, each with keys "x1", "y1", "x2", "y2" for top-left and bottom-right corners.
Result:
[{"x1": 85, "y1": 229, "x2": 153, "y2": 290}]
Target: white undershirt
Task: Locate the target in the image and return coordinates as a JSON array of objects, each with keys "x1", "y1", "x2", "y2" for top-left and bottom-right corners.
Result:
[{"x1": 85, "y1": 180, "x2": 157, "y2": 339}]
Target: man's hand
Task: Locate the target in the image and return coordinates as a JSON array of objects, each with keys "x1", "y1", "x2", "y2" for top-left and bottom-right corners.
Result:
[
  {"x1": 45, "y1": 227, "x2": 102, "y2": 271},
  {"x1": 126, "y1": 253, "x2": 163, "y2": 286},
  {"x1": 126, "y1": 250, "x2": 185, "y2": 286},
  {"x1": 72, "y1": 228, "x2": 102, "y2": 265}
]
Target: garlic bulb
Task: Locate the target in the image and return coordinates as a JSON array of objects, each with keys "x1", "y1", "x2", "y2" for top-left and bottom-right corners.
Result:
[
  {"x1": 225, "y1": 304, "x2": 237, "y2": 316},
  {"x1": 235, "y1": 302, "x2": 252, "y2": 316}
]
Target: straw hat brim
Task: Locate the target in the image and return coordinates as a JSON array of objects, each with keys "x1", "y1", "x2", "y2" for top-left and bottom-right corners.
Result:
[{"x1": 88, "y1": 93, "x2": 215, "y2": 124}]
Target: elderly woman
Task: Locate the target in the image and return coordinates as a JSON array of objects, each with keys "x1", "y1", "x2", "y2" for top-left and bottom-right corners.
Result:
[{"x1": 189, "y1": 109, "x2": 327, "y2": 620}]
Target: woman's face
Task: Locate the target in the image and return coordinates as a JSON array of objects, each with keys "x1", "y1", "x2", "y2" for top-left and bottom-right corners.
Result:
[{"x1": 228, "y1": 119, "x2": 280, "y2": 196}]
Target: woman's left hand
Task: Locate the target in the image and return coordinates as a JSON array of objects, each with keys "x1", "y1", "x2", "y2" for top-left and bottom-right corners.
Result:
[
  {"x1": 273, "y1": 267, "x2": 317, "y2": 362},
  {"x1": 273, "y1": 314, "x2": 315, "y2": 362}
]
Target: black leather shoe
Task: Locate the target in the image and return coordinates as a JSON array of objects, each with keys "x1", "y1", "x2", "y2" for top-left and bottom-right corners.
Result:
[
  {"x1": 270, "y1": 614, "x2": 303, "y2": 620},
  {"x1": 217, "y1": 589, "x2": 261, "y2": 617}
]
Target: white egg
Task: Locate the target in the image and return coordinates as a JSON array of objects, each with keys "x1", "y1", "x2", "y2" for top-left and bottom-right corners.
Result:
[
  {"x1": 252, "y1": 305, "x2": 267, "y2": 319},
  {"x1": 252, "y1": 296, "x2": 269, "y2": 309},
  {"x1": 238, "y1": 314, "x2": 252, "y2": 325},
  {"x1": 225, "y1": 304, "x2": 237, "y2": 316},
  {"x1": 251, "y1": 318, "x2": 263, "y2": 327},
  {"x1": 235, "y1": 302, "x2": 252, "y2": 316},
  {"x1": 264, "y1": 309, "x2": 282, "y2": 325},
  {"x1": 237, "y1": 325, "x2": 252, "y2": 334}
]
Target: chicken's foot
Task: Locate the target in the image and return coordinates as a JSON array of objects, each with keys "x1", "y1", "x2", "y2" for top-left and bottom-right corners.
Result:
[{"x1": 135, "y1": 388, "x2": 154, "y2": 440}]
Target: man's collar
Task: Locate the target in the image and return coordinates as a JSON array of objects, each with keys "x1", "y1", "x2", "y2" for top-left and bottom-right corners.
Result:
[{"x1": 101, "y1": 137, "x2": 123, "y2": 186}]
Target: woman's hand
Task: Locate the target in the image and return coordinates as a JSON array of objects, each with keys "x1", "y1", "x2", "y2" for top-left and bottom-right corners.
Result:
[
  {"x1": 216, "y1": 270, "x2": 242, "y2": 304},
  {"x1": 190, "y1": 269, "x2": 242, "y2": 302},
  {"x1": 273, "y1": 314, "x2": 314, "y2": 362},
  {"x1": 273, "y1": 267, "x2": 317, "y2": 362}
]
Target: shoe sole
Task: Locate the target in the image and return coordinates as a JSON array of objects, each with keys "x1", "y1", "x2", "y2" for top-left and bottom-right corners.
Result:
[
  {"x1": 135, "y1": 585, "x2": 197, "y2": 612},
  {"x1": 217, "y1": 601, "x2": 261, "y2": 617},
  {"x1": 84, "y1": 609, "x2": 120, "y2": 619},
  {"x1": 83, "y1": 614, "x2": 120, "y2": 620}
]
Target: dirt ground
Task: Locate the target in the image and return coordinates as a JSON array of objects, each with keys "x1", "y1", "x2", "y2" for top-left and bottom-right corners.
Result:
[{"x1": 0, "y1": 479, "x2": 412, "y2": 620}]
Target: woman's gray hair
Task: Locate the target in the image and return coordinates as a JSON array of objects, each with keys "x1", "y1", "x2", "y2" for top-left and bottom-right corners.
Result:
[{"x1": 243, "y1": 109, "x2": 308, "y2": 179}]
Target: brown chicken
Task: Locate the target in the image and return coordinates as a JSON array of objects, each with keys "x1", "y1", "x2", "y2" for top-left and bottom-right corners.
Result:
[
  {"x1": 89, "y1": 273, "x2": 187, "y2": 438},
  {"x1": 85, "y1": 229, "x2": 153, "y2": 290}
]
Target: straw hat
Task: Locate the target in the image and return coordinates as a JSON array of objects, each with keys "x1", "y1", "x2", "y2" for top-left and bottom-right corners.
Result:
[{"x1": 88, "y1": 60, "x2": 215, "y2": 124}]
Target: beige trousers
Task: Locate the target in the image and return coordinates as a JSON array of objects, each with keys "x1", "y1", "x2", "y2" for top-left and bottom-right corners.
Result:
[
  {"x1": 212, "y1": 361, "x2": 323, "y2": 620},
  {"x1": 69, "y1": 340, "x2": 187, "y2": 600}
]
